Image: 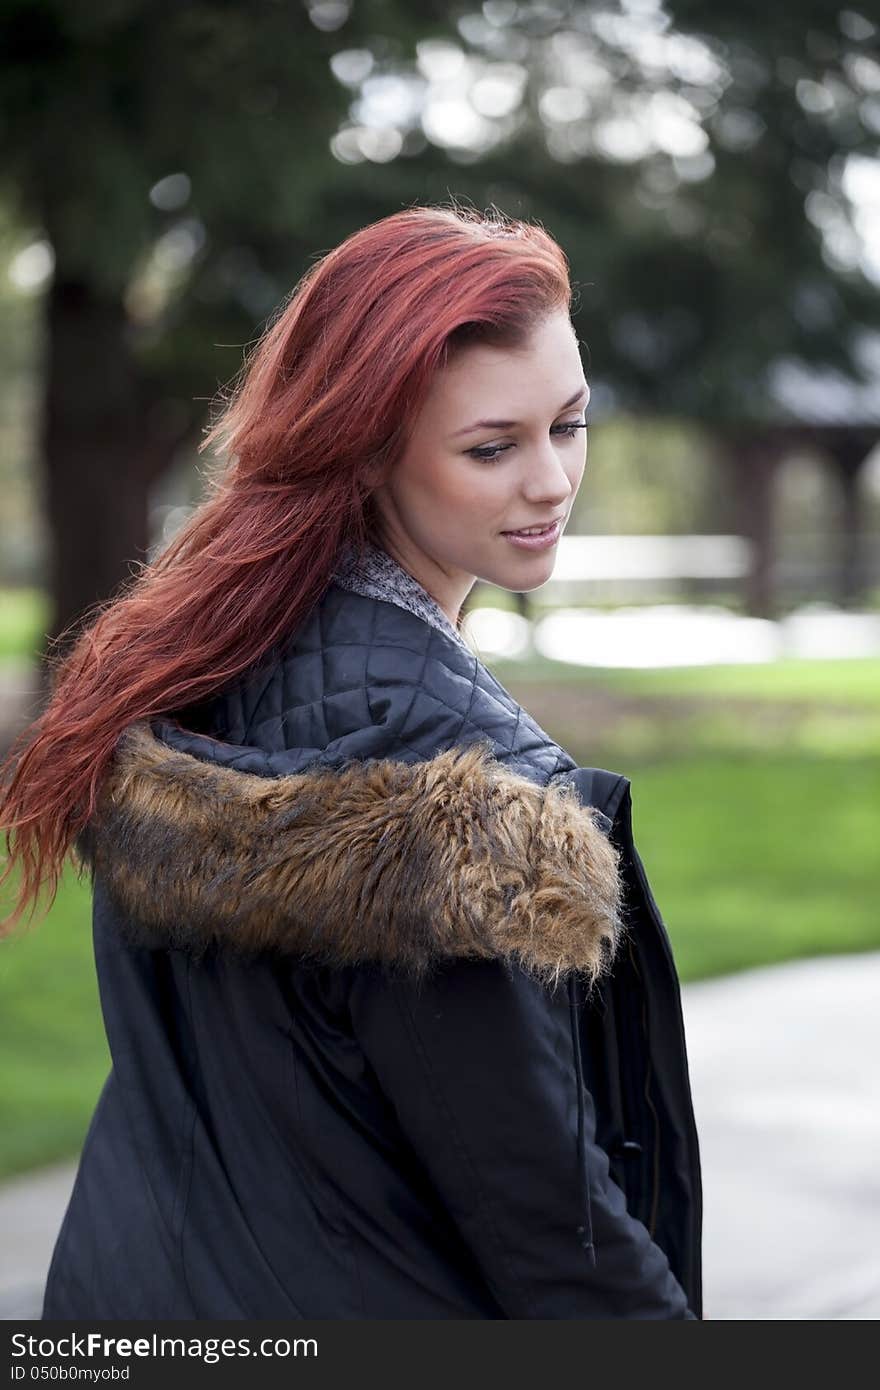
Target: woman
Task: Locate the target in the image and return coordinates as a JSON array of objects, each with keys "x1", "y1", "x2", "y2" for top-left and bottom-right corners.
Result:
[{"x1": 1, "y1": 204, "x2": 702, "y2": 1319}]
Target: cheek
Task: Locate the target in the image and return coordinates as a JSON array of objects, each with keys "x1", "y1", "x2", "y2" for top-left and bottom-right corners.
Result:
[
  {"x1": 422, "y1": 455, "x2": 509, "y2": 512},
  {"x1": 568, "y1": 442, "x2": 587, "y2": 487},
  {"x1": 459, "y1": 466, "x2": 514, "y2": 516},
  {"x1": 395, "y1": 450, "x2": 456, "y2": 508}
]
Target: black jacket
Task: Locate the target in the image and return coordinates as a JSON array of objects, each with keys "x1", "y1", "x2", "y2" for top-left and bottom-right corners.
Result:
[{"x1": 42, "y1": 580, "x2": 703, "y2": 1319}]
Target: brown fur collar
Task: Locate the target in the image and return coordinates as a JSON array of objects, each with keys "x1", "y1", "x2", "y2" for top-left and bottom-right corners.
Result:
[{"x1": 79, "y1": 720, "x2": 626, "y2": 987}]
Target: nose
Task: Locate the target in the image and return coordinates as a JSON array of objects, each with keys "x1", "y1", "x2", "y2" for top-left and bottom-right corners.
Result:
[{"x1": 520, "y1": 439, "x2": 575, "y2": 507}]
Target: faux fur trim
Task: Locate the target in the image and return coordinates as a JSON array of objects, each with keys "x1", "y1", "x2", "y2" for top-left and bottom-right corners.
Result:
[{"x1": 78, "y1": 721, "x2": 626, "y2": 987}]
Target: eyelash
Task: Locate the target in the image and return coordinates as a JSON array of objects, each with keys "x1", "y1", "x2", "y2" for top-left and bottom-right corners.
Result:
[{"x1": 467, "y1": 420, "x2": 589, "y2": 463}]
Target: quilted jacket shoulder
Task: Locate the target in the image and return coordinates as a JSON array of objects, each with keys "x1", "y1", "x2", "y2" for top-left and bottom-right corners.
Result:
[
  {"x1": 179, "y1": 581, "x2": 585, "y2": 784},
  {"x1": 79, "y1": 583, "x2": 629, "y2": 987}
]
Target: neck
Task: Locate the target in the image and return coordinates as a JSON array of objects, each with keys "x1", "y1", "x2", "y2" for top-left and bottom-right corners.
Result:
[{"x1": 333, "y1": 538, "x2": 472, "y2": 653}]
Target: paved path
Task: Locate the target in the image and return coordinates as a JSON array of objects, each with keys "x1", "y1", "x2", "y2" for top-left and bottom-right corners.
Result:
[
  {"x1": 0, "y1": 1162, "x2": 72, "y2": 1320},
  {"x1": 686, "y1": 951, "x2": 880, "y2": 1319},
  {"x1": 2, "y1": 952, "x2": 878, "y2": 1320}
]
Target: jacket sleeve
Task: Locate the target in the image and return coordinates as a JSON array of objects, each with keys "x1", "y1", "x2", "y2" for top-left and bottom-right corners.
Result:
[{"x1": 347, "y1": 957, "x2": 696, "y2": 1319}]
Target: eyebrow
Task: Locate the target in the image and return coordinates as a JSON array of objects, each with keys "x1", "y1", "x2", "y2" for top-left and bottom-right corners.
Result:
[{"x1": 451, "y1": 383, "x2": 590, "y2": 437}]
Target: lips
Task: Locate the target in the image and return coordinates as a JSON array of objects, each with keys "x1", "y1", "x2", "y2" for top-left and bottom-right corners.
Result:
[{"x1": 502, "y1": 517, "x2": 564, "y2": 535}]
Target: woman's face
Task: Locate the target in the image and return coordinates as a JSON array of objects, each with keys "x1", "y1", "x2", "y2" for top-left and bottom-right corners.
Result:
[{"x1": 371, "y1": 308, "x2": 589, "y2": 624}]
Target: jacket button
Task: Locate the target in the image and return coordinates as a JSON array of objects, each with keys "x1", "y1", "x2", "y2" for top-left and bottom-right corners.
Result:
[
  {"x1": 612, "y1": 1138, "x2": 644, "y2": 1158},
  {"x1": 575, "y1": 1225, "x2": 585, "y2": 1236}
]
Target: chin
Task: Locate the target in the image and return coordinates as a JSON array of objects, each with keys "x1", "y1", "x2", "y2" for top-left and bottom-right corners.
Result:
[{"x1": 494, "y1": 560, "x2": 557, "y2": 594}]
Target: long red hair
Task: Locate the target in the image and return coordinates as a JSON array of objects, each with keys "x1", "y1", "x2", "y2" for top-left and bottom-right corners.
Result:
[{"x1": 0, "y1": 203, "x2": 571, "y2": 932}]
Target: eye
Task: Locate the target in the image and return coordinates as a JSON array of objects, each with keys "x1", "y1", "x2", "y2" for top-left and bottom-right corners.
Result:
[
  {"x1": 551, "y1": 419, "x2": 589, "y2": 441},
  {"x1": 466, "y1": 442, "x2": 515, "y2": 463},
  {"x1": 465, "y1": 418, "x2": 589, "y2": 465}
]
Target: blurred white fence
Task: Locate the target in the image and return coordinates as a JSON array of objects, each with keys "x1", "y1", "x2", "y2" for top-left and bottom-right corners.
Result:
[{"x1": 550, "y1": 534, "x2": 751, "y2": 585}]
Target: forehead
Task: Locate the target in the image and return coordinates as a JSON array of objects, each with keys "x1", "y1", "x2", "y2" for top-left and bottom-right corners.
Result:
[{"x1": 429, "y1": 313, "x2": 584, "y2": 414}]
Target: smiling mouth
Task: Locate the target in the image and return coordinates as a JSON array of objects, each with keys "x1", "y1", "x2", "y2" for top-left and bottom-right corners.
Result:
[{"x1": 502, "y1": 517, "x2": 564, "y2": 535}]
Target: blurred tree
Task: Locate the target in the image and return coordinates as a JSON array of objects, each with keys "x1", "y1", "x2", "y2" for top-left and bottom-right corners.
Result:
[
  {"x1": 0, "y1": 0, "x2": 455, "y2": 664},
  {"x1": 1, "y1": 0, "x2": 878, "y2": 650},
  {"x1": 337, "y1": 0, "x2": 879, "y2": 420},
  {"x1": 321, "y1": 0, "x2": 880, "y2": 614}
]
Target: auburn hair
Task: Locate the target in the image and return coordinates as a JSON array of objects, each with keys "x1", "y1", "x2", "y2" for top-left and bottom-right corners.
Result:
[{"x1": 0, "y1": 202, "x2": 571, "y2": 932}]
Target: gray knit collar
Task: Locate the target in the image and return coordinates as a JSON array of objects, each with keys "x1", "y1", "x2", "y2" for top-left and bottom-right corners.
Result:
[
  {"x1": 332, "y1": 539, "x2": 581, "y2": 794},
  {"x1": 332, "y1": 539, "x2": 472, "y2": 655}
]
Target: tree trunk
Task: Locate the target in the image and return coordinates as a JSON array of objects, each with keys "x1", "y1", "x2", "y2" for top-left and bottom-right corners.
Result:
[{"x1": 37, "y1": 277, "x2": 190, "y2": 701}]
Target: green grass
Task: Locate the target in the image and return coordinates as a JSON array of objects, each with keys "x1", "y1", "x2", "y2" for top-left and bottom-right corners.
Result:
[
  {"x1": 0, "y1": 587, "x2": 49, "y2": 660},
  {"x1": 491, "y1": 651, "x2": 880, "y2": 982},
  {"x1": 490, "y1": 651, "x2": 880, "y2": 704},
  {"x1": 622, "y1": 752, "x2": 880, "y2": 981},
  {"x1": 604, "y1": 656, "x2": 880, "y2": 704},
  {"x1": 0, "y1": 871, "x2": 108, "y2": 1179},
  {"x1": 1, "y1": 630, "x2": 878, "y2": 1179}
]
